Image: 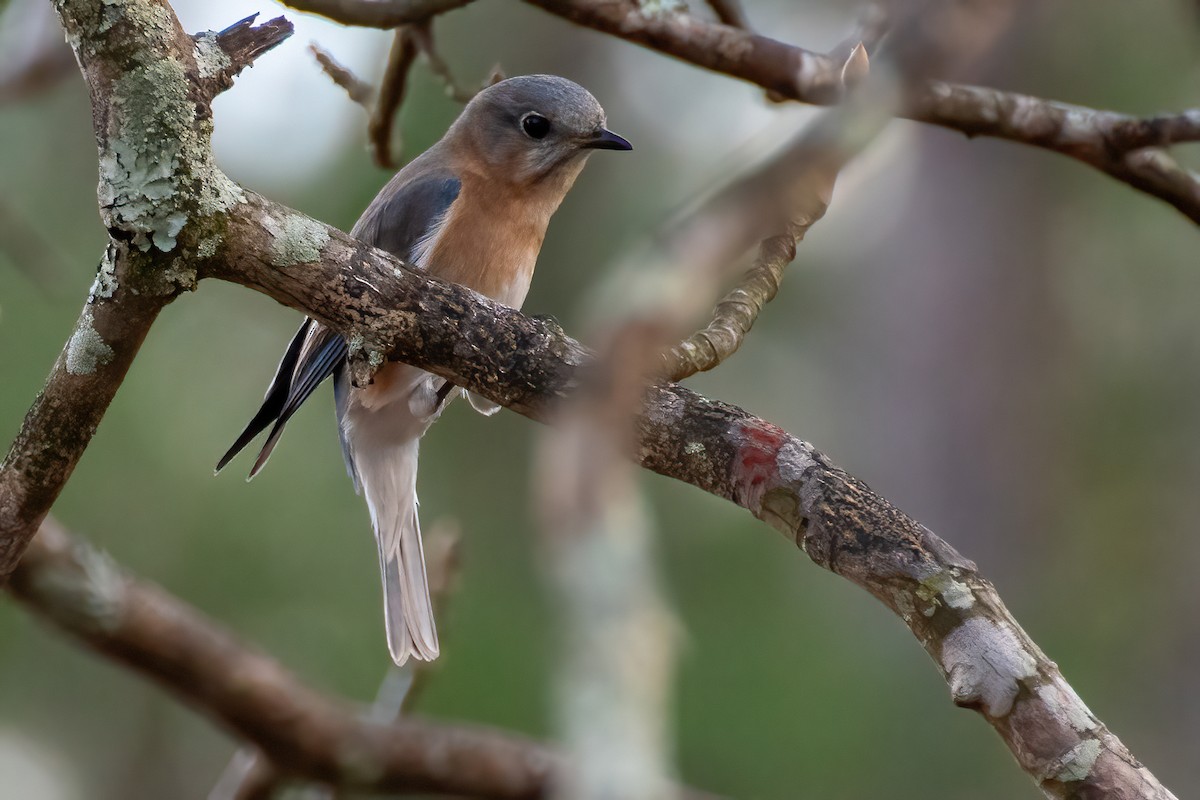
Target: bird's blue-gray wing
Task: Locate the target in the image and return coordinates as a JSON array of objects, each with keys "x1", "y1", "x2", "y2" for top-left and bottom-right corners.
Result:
[{"x1": 217, "y1": 171, "x2": 462, "y2": 478}]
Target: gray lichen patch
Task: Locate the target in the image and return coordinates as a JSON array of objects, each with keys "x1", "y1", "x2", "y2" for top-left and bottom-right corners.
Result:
[
  {"x1": 193, "y1": 32, "x2": 230, "y2": 79},
  {"x1": 66, "y1": 312, "x2": 115, "y2": 375},
  {"x1": 270, "y1": 213, "x2": 329, "y2": 266},
  {"x1": 916, "y1": 570, "x2": 976, "y2": 611},
  {"x1": 164, "y1": 255, "x2": 198, "y2": 292},
  {"x1": 941, "y1": 616, "x2": 1038, "y2": 717},
  {"x1": 638, "y1": 0, "x2": 687, "y2": 16},
  {"x1": 1050, "y1": 739, "x2": 1101, "y2": 783},
  {"x1": 84, "y1": 4, "x2": 244, "y2": 260},
  {"x1": 89, "y1": 250, "x2": 119, "y2": 301},
  {"x1": 98, "y1": 55, "x2": 193, "y2": 252},
  {"x1": 1036, "y1": 678, "x2": 1098, "y2": 734},
  {"x1": 29, "y1": 538, "x2": 125, "y2": 635},
  {"x1": 196, "y1": 234, "x2": 221, "y2": 259}
]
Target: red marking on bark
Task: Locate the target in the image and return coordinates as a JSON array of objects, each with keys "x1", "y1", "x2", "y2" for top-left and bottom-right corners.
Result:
[{"x1": 734, "y1": 421, "x2": 788, "y2": 505}]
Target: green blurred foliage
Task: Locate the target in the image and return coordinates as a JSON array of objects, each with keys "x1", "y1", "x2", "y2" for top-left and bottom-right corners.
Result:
[{"x1": 2, "y1": 1, "x2": 1199, "y2": 798}]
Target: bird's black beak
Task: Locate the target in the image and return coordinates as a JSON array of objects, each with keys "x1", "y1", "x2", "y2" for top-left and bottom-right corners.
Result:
[{"x1": 585, "y1": 128, "x2": 633, "y2": 151}]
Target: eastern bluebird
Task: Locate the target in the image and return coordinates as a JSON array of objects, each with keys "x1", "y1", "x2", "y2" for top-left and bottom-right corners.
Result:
[{"x1": 217, "y1": 75, "x2": 631, "y2": 665}]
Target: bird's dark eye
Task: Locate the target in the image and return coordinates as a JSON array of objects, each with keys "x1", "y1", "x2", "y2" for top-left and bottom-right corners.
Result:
[{"x1": 522, "y1": 113, "x2": 551, "y2": 140}]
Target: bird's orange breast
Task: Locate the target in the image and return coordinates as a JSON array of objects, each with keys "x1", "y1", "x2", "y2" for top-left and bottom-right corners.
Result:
[{"x1": 421, "y1": 175, "x2": 566, "y2": 310}]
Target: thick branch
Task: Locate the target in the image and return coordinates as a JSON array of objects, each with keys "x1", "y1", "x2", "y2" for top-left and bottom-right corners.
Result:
[
  {"x1": 203, "y1": 195, "x2": 1178, "y2": 798},
  {"x1": 0, "y1": 248, "x2": 167, "y2": 580},
  {"x1": 0, "y1": 2, "x2": 293, "y2": 580},
  {"x1": 636, "y1": 388, "x2": 1176, "y2": 800}
]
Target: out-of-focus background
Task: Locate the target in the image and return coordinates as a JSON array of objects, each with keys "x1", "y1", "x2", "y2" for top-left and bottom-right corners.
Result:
[{"x1": 2, "y1": 1, "x2": 1199, "y2": 797}]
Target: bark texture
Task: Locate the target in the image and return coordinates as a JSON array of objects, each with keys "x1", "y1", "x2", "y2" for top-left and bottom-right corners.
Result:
[{"x1": 0, "y1": 0, "x2": 1188, "y2": 797}]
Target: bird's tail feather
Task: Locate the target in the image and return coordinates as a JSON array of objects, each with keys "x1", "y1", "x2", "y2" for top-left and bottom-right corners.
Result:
[{"x1": 358, "y1": 437, "x2": 439, "y2": 665}]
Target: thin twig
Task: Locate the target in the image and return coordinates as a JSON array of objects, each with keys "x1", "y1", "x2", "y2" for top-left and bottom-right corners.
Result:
[
  {"x1": 662, "y1": 45, "x2": 866, "y2": 381},
  {"x1": 369, "y1": 26, "x2": 420, "y2": 168},
  {"x1": 309, "y1": 43, "x2": 375, "y2": 108},
  {"x1": 663, "y1": 231, "x2": 795, "y2": 382},
  {"x1": 410, "y1": 21, "x2": 477, "y2": 103}
]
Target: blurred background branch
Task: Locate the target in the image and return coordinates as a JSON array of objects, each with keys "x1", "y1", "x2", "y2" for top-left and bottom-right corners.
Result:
[
  {"x1": 310, "y1": 17, "x2": 495, "y2": 167},
  {"x1": 11, "y1": 518, "x2": 564, "y2": 799},
  {"x1": 0, "y1": 0, "x2": 75, "y2": 105},
  {"x1": 211, "y1": 523, "x2": 464, "y2": 800}
]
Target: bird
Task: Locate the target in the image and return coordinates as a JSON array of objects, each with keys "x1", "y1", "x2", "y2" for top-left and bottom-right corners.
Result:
[{"x1": 216, "y1": 75, "x2": 631, "y2": 665}]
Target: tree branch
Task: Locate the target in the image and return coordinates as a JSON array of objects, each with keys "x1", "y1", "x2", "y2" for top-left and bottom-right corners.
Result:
[
  {"x1": 309, "y1": 42, "x2": 376, "y2": 107},
  {"x1": 369, "y1": 25, "x2": 420, "y2": 168},
  {"x1": 280, "y1": 0, "x2": 478, "y2": 28},
  {"x1": 525, "y1": 0, "x2": 849, "y2": 104},
  {"x1": 10, "y1": 519, "x2": 560, "y2": 799},
  {"x1": 524, "y1": 0, "x2": 1200, "y2": 224},
  {"x1": 193, "y1": 14, "x2": 295, "y2": 102},
  {"x1": 201, "y1": 191, "x2": 1178, "y2": 797},
  {"x1": 0, "y1": 244, "x2": 170, "y2": 581},
  {"x1": 6, "y1": 1, "x2": 1184, "y2": 796},
  {"x1": 0, "y1": 3, "x2": 292, "y2": 582}
]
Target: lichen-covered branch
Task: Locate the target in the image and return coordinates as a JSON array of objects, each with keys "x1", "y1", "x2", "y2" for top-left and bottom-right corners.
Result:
[
  {"x1": 0, "y1": 3, "x2": 292, "y2": 582},
  {"x1": 0, "y1": 247, "x2": 167, "y2": 580},
  {"x1": 636, "y1": 390, "x2": 1178, "y2": 799}
]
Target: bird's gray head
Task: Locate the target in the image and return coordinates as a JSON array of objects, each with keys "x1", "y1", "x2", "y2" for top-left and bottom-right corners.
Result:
[{"x1": 450, "y1": 74, "x2": 631, "y2": 187}]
